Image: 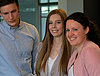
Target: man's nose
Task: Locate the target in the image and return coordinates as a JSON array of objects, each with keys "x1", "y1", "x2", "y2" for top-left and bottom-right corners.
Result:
[{"x1": 9, "y1": 13, "x2": 13, "y2": 19}]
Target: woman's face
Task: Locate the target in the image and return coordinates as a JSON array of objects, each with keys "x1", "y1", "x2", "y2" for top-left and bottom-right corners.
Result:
[
  {"x1": 66, "y1": 20, "x2": 89, "y2": 47},
  {"x1": 49, "y1": 14, "x2": 63, "y2": 38}
]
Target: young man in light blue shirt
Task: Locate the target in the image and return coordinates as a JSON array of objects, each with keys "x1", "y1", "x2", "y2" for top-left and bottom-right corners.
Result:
[{"x1": 0, "y1": 0, "x2": 39, "y2": 76}]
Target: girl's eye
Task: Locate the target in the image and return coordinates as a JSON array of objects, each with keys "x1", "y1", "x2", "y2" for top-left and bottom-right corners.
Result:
[
  {"x1": 56, "y1": 21, "x2": 61, "y2": 24},
  {"x1": 49, "y1": 20, "x2": 61, "y2": 25},
  {"x1": 49, "y1": 22, "x2": 52, "y2": 24}
]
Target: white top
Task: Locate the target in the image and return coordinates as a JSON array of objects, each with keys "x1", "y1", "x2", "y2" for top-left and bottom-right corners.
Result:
[
  {"x1": 48, "y1": 55, "x2": 58, "y2": 76},
  {"x1": 68, "y1": 65, "x2": 74, "y2": 76}
]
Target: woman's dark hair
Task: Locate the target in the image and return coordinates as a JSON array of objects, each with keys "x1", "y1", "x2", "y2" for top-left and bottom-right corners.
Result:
[{"x1": 64, "y1": 12, "x2": 100, "y2": 47}]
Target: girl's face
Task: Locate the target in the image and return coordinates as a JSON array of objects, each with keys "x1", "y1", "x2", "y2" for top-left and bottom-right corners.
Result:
[
  {"x1": 49, "y1": 14, "x2": 63, "y2": 38},
  {"x1": 66, "y1": 20, "x2": 89, "y2": 47}
]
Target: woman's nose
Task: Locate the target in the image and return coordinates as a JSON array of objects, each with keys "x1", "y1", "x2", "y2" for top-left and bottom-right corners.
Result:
[{"x1": 68, "y1": 30, "x2": 74, "y2": 37}]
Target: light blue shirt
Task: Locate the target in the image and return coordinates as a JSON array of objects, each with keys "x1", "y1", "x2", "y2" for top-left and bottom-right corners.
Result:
[{"x1": 0, "y1": 20, "x2": 39, "y2": 76}]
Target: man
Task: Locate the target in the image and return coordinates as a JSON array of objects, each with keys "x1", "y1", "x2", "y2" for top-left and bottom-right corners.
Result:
[{"x1": 0, "y1": 0, "x2": 39, "y2": 76}]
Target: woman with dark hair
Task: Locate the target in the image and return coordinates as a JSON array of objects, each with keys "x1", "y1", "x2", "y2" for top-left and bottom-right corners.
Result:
[
  {"x1": 65, "y1": 12, "x2": 100, "y2": 76},
  {"x1": 34, "y1": 9, "x2": 71, "y2": 76}
]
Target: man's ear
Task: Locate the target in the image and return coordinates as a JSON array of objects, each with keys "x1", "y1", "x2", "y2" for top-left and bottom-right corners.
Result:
[
  {"x1": 85, "y1": 26, "x2": 89, "y2": 34},
  {"x1": 0, "y1": 10, "x2": 1, "y2": 16},
  {"x1": 0, "y1": 13, "x2": 1, "y2": 16},
  {"x1": 18, "y1": 6, "x2": 20, "y2": 13}
]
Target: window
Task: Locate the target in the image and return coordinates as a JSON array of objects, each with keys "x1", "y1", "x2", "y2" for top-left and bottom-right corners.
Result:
[
  {"x1": 39, "y1": 0, "x2": 58, "y2": 41},
  {"x1": 40, "y1": 0, "x2": 58, "y2": 3},
  {"x1": 0, "y1": 16, "x2": 3, "y2": 22},
  {"x1": 19, "y1": 0, "x2": 36, "y2": 25}
]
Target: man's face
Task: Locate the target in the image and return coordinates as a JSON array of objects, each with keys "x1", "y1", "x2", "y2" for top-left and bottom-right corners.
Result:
[{"x1": 0, "y1": 2, "x2": 20, "y2": 28}]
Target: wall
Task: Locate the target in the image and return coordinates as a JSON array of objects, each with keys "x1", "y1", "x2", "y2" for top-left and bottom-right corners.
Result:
[
  {"x1": 58, "y1": 0, "x2": 83, "y2": 16},
  {"x1": 84, "y1": 0, "x2": 100, "y2": 29}
]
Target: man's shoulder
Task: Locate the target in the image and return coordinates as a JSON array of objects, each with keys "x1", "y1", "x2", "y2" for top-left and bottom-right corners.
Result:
[
  {"x1": 0, "y1": 21, "x2": 6, "y2": 29},
  {"x1": 20, "y1": 21, "x2": 33, "y2": 26},
  {"x1": 0, "y1": 20, "x2": 4, "y2": 25},
  {"x1": 20, "y1": 21, "x2": 39, "y2": 37},
  {"x1": 20, "y1": 21, "x2": 37, "y2": 29}
]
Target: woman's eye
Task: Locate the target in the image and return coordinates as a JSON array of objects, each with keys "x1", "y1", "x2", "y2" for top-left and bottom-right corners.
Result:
[
  {"x1": 66, "y1": 29, "x2": 70, "y2": 32},
  {"x1": 73, "y1": 28, "x2": 78, "y2": 31}
]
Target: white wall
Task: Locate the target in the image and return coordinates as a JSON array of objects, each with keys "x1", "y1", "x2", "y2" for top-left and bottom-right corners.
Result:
[{"x1": 58, "y1": 0, "x2": 83, "y2": 16}]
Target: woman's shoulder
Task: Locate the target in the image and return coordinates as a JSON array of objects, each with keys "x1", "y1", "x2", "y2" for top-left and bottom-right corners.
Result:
[
  {"x1": 83, "y1": 41, "x2": 100, "y2": 51},
  {"x1": 81, "y1": 41, "x2": 100, "y2": 75},
  {"x1": 82, "y1": 41, "x2": 100, "y2": 60}
]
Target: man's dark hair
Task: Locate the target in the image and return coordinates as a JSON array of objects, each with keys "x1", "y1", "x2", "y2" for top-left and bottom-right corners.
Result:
[{"x1": 0, "y1": 0, "x2": 19, "y2": 7}]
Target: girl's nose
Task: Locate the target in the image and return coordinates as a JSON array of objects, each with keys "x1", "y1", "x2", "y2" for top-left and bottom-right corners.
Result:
[{"x1": 52, "y1": 23, "x2": 56, "y2": 28}]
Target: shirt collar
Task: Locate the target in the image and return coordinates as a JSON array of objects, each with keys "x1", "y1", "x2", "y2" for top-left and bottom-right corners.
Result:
[{"x1": 3, "y1": 19, "x2": 24, "y2": 30}]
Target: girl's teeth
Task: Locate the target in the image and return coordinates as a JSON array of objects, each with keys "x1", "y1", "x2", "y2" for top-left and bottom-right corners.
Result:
[
  {"x1": 52, "y1": 30, "x2": 57, "y2": 32},
  {"x1": 70, "y1": 38, "x2": 75, "y2": 40}
]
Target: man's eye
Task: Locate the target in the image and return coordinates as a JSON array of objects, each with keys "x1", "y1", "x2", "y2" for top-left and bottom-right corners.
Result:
[
  {"x1": 11, "y1": 10, "x2": 17, "y2": 13},
  {"x1": 3, "y1": 13, "x2": 8, "y2": 15}
]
